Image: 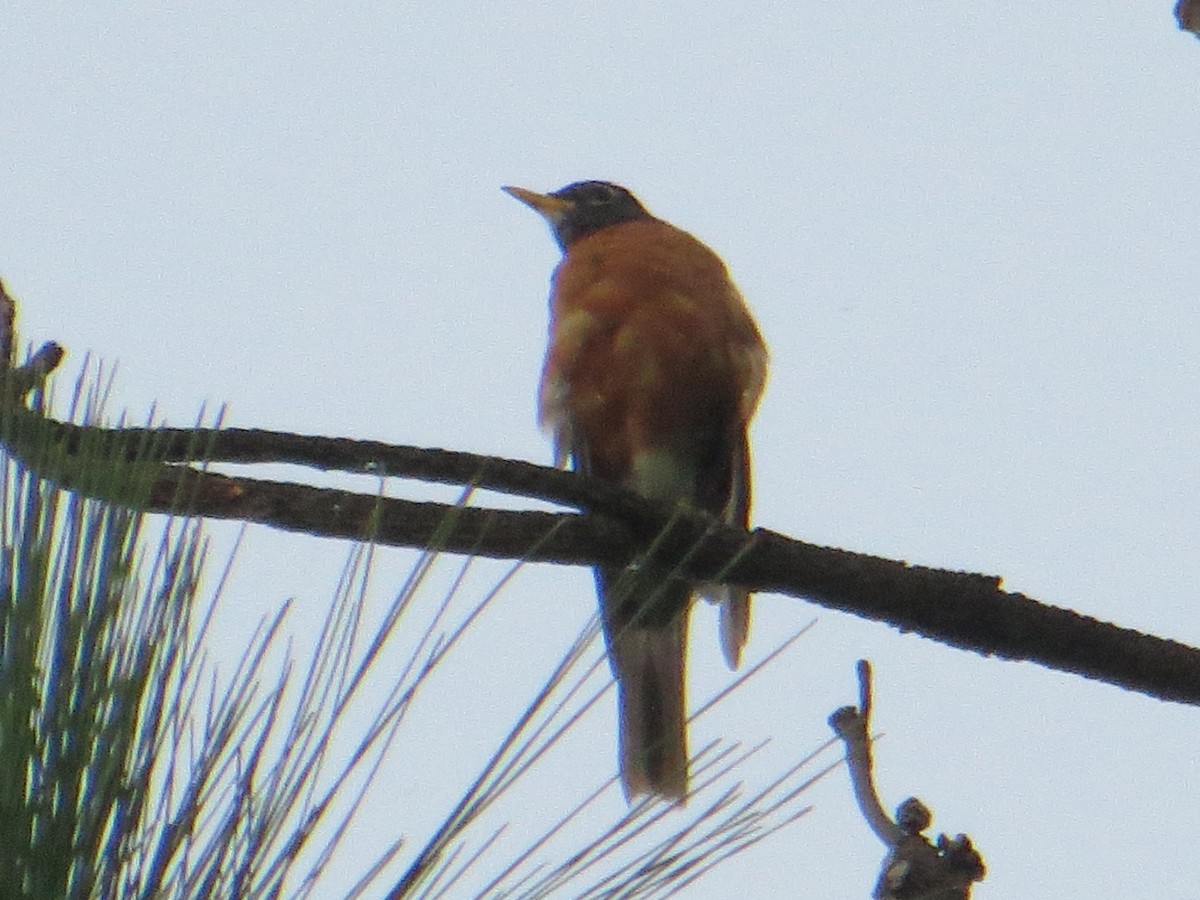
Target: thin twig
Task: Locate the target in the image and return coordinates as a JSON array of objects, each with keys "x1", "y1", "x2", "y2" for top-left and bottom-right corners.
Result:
[{"x1": 830, "y1": 662, "x2": 985, "y2": 900}]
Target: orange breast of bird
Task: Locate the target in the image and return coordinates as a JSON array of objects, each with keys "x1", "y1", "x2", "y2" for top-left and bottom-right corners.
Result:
[{"x1": 539, "y1": 219, "x2": 766, "y2": 503}]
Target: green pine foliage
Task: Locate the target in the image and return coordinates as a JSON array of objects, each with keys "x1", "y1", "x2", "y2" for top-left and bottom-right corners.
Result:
[{"x1": 0, "y1": 369, "x2": 822, "y2": 899}]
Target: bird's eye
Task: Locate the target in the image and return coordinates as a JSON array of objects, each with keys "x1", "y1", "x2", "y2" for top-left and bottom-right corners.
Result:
[{"x1": 586, "y1": 184, "x2": 619, "y2": 205}]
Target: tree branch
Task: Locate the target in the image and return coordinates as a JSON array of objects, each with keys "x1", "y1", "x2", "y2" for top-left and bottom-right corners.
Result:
[
  {"x1": 830, "y1": 661, "x2": 986, "y2": 899},
  {"x1": 1178, "y1": 0, "x2": 1200, "y2": 37},
  {"x1": 3, "y1": 278, "x2": 1200, "y2": 710}
]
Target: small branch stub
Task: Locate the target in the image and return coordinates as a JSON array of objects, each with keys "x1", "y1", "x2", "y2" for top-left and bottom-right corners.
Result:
[
  {"x1": 1178, "y1": 0, "x2": 1200, "y2": 37},
  {"x1": 830, "y1": 661, "x2": 986, "y2": 900}
]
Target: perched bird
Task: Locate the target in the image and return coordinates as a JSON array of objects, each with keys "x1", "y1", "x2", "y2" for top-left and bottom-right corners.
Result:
[{"x1": 504, "y1": 181, "x2": 768, "y2": 802}]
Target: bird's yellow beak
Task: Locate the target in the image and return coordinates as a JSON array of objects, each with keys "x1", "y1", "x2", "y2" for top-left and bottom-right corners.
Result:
[{"x1": 502, "y1": 185, "x2": 574, "y2": 223}]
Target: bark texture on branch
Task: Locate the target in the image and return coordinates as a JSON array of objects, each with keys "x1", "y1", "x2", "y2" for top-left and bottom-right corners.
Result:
[{"x1": 3, "y1": 279, "x2": 1200, "y2": 709}]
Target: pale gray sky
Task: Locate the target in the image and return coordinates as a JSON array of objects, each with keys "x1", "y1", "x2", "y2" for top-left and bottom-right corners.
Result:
[{"x1": 5, "y1": 3, "x2": 1199, "y2": 897}]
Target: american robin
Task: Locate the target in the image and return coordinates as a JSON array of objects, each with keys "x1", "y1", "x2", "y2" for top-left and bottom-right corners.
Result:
[{"x1": 504, "y1": 180, "x2": 768, "y2": 802}]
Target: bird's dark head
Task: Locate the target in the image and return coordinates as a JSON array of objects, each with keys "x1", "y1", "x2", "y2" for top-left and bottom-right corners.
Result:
[{"x1": 503, "y1": 181, "x2": 653, "y2": 250}]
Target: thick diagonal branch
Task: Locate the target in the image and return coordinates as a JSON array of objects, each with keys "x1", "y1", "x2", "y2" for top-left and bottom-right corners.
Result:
[{"x1": 2, "y1": 281, "x2": 1199, "y2": 710}]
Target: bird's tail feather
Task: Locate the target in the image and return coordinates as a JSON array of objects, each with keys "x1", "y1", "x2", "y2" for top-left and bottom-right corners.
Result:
[
  {"x1": 612, "y1": 611, "x2": 688, "y2": 802},
  {"x1": 706, "y1": 584, "x2": 750, "y2": 669}
]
